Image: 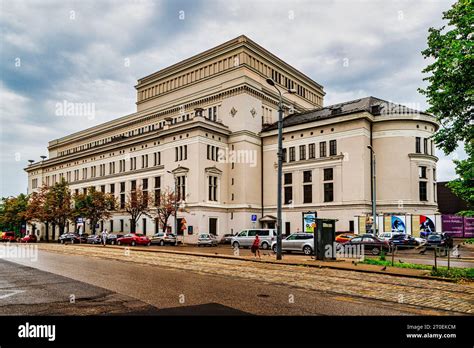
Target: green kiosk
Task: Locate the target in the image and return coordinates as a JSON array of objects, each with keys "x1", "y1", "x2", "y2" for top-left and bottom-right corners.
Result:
[{"x1": 313, "y1": 218, "x2": 337, "y2": 260}]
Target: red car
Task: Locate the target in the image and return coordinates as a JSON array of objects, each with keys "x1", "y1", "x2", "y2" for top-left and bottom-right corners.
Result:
[
  {"x1": 2, "y1": 232, "x2": 17, "y2": 242},
  {"x1": 20, "y1": 234, "x2": 37, "y2": 243},
  {"x1": 117, "y1": 233, "x2": 151, "y2": 246}
]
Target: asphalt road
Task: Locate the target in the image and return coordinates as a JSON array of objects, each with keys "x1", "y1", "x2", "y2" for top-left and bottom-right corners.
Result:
[{"x1": 1, "y1": 248, "x2": 456, "y2": 316}]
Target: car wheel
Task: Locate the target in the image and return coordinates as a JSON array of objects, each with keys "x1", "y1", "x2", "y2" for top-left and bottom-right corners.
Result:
[
  {"x1": 261, "y1": 242, "x2": 269, "y2": 250},
  {"x1": 111, "y1": 240, "x2": 115, "y2": 245},
  {"x1": 131, "y1": 241, "x2": 136, "y2": 246},
  {"x1": 71, "y1": 239, "x2": 74, "y2": 244},
  {"x1": 272, "y1": 245, "x2": 277, "y2": 253},
  {"x1": 371, "y1": 247, "x2": 380, "y2": 255},
  {"x1": 303, "y1": 245, "x2": 312, "y2": 255},
  {"x1": 60, "y1": 239, "x2": 64, "y2": 244},
  {"x1": 232, "y1": 242, "x2": 240, "y2": 249},
  {"x1": 117, "y1": 241, "x2": 121, "y2": 246},
  {"x1": 159, "y1": 240, "x2": 165, "y2": 246},
  {"x1": 147, "y1": 241, "x2": 151, "y2": 246}
]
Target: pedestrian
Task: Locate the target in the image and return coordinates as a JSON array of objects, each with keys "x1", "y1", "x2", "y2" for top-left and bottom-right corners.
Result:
[
  {"x1": 101, "y1": 229, "x2": 108, "y2": 246},
  {"x1": 251, "y1": 234, "x2": 261, "y2": 260}
]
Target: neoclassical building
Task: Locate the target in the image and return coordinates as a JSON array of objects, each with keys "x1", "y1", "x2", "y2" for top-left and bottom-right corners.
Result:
[{"x1": 25, "y1": 35, "x2": 439, "y2": 242}]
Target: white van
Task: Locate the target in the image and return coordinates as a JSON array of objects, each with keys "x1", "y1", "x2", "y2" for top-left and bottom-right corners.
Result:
[{"x1": 230, "y1": 229, "x2": 277, "y2": 250}]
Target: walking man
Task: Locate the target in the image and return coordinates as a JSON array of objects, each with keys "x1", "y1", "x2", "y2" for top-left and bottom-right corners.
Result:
[
  {"x1": 101, "y1": 229, "x2": 108, "y2": 246},
  {"x1": 251, "y1": 234, "x2": 261, "y2": 260}
]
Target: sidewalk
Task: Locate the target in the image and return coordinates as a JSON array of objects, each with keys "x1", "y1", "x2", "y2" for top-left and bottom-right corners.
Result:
[{"x1": 60, "y1": 243, "x2": 469, "y2": 283}]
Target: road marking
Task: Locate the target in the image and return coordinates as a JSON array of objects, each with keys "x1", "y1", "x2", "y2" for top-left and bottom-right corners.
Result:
[{"x1": 0, "y1": 289, "x2": 25, "y2": 299}]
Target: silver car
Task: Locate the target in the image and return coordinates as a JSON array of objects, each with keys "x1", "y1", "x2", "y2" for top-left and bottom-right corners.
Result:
[
  {"x1": 231, "y1": 229, "x2": 277, "y2": 250},
  {"x1": 197, "y1": 233, "x2": 218, "y2": 247},
  {"x1": 150, "y1": 232, "x2": 177, "y2": 246},
  {"x1": 271, "y1": 233, "x2": 314, "y2": 255}
]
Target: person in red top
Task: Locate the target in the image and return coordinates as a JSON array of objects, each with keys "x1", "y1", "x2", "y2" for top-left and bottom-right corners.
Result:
[{"x1": 251, "y1": 235, "x2": 261, "y2": 259}]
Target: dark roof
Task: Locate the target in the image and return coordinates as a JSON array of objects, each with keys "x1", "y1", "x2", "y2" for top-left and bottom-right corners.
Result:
[
  {"x1": 437, "y1": 182, "x2": 469, "y2": 214},
  {"x1": 262, "y1": 96, "x2": 431, "y2": 131}
]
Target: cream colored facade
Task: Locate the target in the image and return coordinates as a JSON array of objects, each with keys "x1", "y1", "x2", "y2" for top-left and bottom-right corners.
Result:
[{"x1": 25, "y1": 35, "x2": 438, "y2": 241}]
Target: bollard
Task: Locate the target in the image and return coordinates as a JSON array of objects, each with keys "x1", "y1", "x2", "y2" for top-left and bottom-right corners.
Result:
[
  {"x1": 391, "y1": 245, "x2": 396, "y2": 266},
  {"x1": 447, "y1": 246, "x2": 450, "y2": 270},
  {"x1": 434, "y1": 247, "x2": 437, "y2": 271}
]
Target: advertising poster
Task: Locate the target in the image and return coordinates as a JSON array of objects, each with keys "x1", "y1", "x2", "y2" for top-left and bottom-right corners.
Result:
[
  {"x1": 464, "y1": 217, "x2": 474, "y2": 238},
  {"x1": 302, "y1": 212, "x2": 316, "y2": 233},
  {"x1": 358, "y1": 216, "x2": 365, "y2": 234},
  {"x1": 441, "y1": 215, "x2": 464, "y2": 237},
  {"x1": 391, "y1": 215, "x2": 406, "y2": 233},
  {"x1": 415, "y1": 215, "x2": 436, "y2": 238}
]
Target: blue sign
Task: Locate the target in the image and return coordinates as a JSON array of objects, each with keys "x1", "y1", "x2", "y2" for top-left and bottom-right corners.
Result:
[{"x1": 251, "y1": 214, "x2": 257, "y2": 222}]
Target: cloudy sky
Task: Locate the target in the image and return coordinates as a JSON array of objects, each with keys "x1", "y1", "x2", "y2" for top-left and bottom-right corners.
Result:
[{"x1": 0, "y1": 0, "x2": 465, "y2": 197}]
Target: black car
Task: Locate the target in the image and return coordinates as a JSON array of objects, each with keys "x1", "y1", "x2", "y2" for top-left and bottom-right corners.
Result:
[
  {"x1": 425, "y1": 233, "x2": 454, "y2": 249},
  {"x1": 220, "y1": 234, "x2": 235, "y2": 244},
  {"x1": 59, "y1": 233, "x2": 88, "y2": 244},
  {"x1": 389, "y1": 234, "x2": 419, "y2": 248},
  {"x1": 107, "y1": 233, "x2": 124, "y2": 245},
  {"x1": 87, "y1": 234, "x2": 102, "y2": 244}
]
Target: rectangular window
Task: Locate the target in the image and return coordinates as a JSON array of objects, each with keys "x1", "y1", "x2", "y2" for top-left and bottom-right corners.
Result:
[
  {"x1": 303, "y1": 170, "x2": 312, "y2": 183},
  {"x1": 154, "y1": 176, "x2": 161, "y2": 206},
  {"x1": 324, "y1": 183, "x2": 334, "y2": 202},
  {"x1": 282, "y1": 148, "x2": 287, "y2": 162},
  {"x1": 208, "y1": 176, "x2": 218, "y2": 201},
  {"x1": 120, "y1": 219, "x2": 124, "y2": 232},
  {"x1": 110, "y1": 220, "x2": 114, "y2": 232},
  {"x1": 284, "y1": 173, "x2": 292, "y2": 185},
  {"x1": 289, "y1": 147, "x2": 295, "y2": 162},
  {"x1": 303, "y1": 184, "x2": 312, "y2": 204},
  {"x1": 284, "y1": 186, "x2": 293, "y2": 205},
  {"x1": 299, "y1": 145, "x2": 306, "y2": 160},
  {"x1": 329, "y1": 140, "x2": 337, "y2": 156},
  {"x1": 308, "y1": 143, "x2": 315, "y2": 159},
  {"x1": 419, "y1": 166, "x2": 427, "y2": 179},
  {"x1": 177, "y1": 175, "x2": 186, "y2": 201},
  {"x1": 419, "y1": 181, "x2": 427, "y2": 201},
  {"x1": 319, "y1": 141, "x2": 327, "y2": 157},
  {"x1": 323, "y1": 168, "x2": 333, "y2": 181},
  {"x1": 423, "y1": 138, "x2": 428, "y2": 154}
]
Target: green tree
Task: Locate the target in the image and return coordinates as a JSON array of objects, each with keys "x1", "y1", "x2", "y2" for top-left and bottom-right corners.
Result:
[
  {"x1": 73, "y1": 187, "x2": 116, "y2": 234},
  {"x1": 419, "y1": 0, "x2": 473, "y2": 216},
  {"x1": 124, "y1": 186, "x2": 152, "y2": 233},
  {"x1": 0, "y1": 194, "x2": 29, "y2": 234},
  {"x1": 447, "y1": 142, "x2": 474, "y2": 216},
  {"x1": 46, "y1": 178, "x2": 73, "y2": 238},
  {"x1": 419, "y1": 0, "x2": 473, "y2": 154}
]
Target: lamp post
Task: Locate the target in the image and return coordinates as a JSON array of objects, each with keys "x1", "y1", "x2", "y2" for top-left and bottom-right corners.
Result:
[
  {"x1": 40, "y1": 155, "x2": 47, "y2": 185},
  {"x1": 266, "y1": 78, "x2": 296, "y2": 260},
  {"x1": 167, "y1": 170, "x2": 179, "y2": 245},
  {"x1": 367, "y1": 145, "x2": 377, "y2": 235}
]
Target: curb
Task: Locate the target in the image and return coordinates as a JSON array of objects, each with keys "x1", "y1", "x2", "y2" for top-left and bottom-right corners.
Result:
[{"x1": 49, "y1": 243, "x2": 464, "y2": 283}]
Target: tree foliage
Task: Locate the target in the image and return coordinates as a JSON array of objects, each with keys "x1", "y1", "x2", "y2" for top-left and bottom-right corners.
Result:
[
  {"x1": 419, "y1": 0, "x2": 473, "y2": 155},
  {"x1": 0, "y1": 194, "x2": 29, "y2": 231},
  {"x1": 73, "y1": 187, "x2": 116, "y2": 234},
  {"x1": 124, "y1": 186, "x2": 153, "y2": 233},
  {"x1": 447, "y1": 142, "x2": 474, "y2": 216}
]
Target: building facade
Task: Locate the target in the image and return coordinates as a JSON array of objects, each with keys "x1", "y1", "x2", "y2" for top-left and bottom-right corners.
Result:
[{"x1": 25, "y1": 35, "x2": 439, "y2": 242}]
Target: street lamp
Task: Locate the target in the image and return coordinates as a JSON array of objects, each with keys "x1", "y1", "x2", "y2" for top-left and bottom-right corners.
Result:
[
  {"x1": 40, "y1": 155, "x2": 47, "y2": 185},
  {"x1": 367, "y1": 145, "x2": 377, "y2": 235},
  {"x1": 266, "y1": 78, "x2": 296, "y2": 260},
  {"x1": 167, "y1": 170, "x2": 179, "y2": 245}
]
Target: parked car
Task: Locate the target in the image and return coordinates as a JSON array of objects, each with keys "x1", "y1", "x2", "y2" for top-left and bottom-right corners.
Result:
[
  {"x1": 389, "y1": 234, "x2": 419, "y2": 248},
  {"x1": 107, "y1": 233, "x2": 124, "y2": 245},
  {"x1": 20, "y1": 234, "x2": 37, "y2": 243},
  {"x1": 335, "y1": 233, "x2": 356, "y2": 244},
  {"x1": 344, "y1": 235, "x2": 390, "y2": 255},
  {"x1": 231, "y1": 229, "x2": 277, "y2": 250},
  {"x1": 425, "y1": 233, "x2": 454, "y2": 249},
  {"x1": 150, "y1": 232, "x2": 177, "y2": 246},
  {"x1": 378, "y1": 232, "x2": 403, "y2": 242},
  {"x1": 197, "y1": 233, "x2": 218, "y2": 247},
  {"x1": 87, "y1": 234, "x2": 102, "y2": 244},
  {"x1": 117, "y1": 233, "x2": 151, "y2": 246},
  {"x1": 59, "y1": 233, "x2": 88, "y2": 244},
  {"x1": 220, "y1": 233, "x2": 235, "y2": 244},
  {"x1": 1, "y1": 231, "x2": 17, "y2": 242},
  {"x1": 271, "y1": 233, "x2": 314, "y2": 255}
]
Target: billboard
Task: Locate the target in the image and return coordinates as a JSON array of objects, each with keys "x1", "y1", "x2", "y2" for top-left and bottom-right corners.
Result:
[
  {"x1": 463, "y1": 217, "x2": 474, "y2": 238},
  {"x1": 391, "y1": 215, "x2": 406, "y2": 233},
  {"x1": 412, "y1": 215, "x2": 436, "y2": 238},
  {"x1": 302, "y1": 212, "x2": 316, "y2": 233},
  {"x1": 441, "y1": 215, "x2": 464, "y2": 237}
]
